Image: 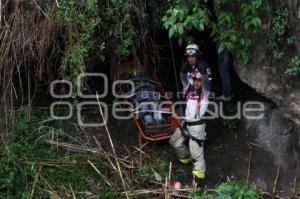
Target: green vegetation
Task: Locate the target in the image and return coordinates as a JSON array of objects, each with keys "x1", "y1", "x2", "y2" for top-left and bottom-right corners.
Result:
[
  {"x1": 0, "y1": 107, "x2": 110, "y2": 198},
  {"x1": 267, "y1": 8, "x2": 289, "y2": 60},
  {"x1": 162, "y1": 0, "x2": 210, "y2": 44},
  {"x1": 53, "y1": 0, "x2": 104, "y2": 83},
  {"x1": 0, "y1": 107, "x2": 176, "y2": 198},
  {"x1": 51, "y1": 0, "x2": 135, "y2": 83},
  {"x1": 194, "y1": 181, "x2": 260, "y2": 199},
  {"x1": 0, "y1": 106, "x2": 261, "y2": 198},
  {"x1": 162, "y1": 0, "x2": 264, "y2": 64},
  {"x1": 1, "y1": 1, "x2": 299, "y2": 198},
  {"x1": 46, "y1": 0, "x2": 266, "y2": 82},
  {"x1": 212, "y1": 0, "x2": 263, "y2": 63},
  {"x1": 267, "y1": 8, "x2": 300, "y2": 79},
  {"x1": 139, "y1": 158, "x2": 169, "y2": 182},
  {"x1": 285, "y1": 56, "x2": 300, "y2": 77},
  {"x1": 48, "y1": 0, "x2": 296, "y2": 82}
]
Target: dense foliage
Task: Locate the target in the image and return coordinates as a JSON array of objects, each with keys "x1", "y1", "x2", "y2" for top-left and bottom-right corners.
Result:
[
  {"x1": 51, "y1": 0, "x2": 136, "y2": 83},
  {"x1": 51, "y1": 0, "x2": 266, "y2": 83},
  {"x1": 162, "y1": 0, "x2": 264, "y2": 64}
]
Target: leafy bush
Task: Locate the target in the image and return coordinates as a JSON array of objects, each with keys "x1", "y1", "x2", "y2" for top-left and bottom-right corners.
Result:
[
  {"x1": 53, "y1": 0, "x2": 103, "y2": 82},
  {"x1": 285, "y1": 56, "x2": 300, "y2": 77},
  {"x1": 139, "y1": 158, "x2": 169, "y2": 181},
  {"x1": 51, "y1": 0, "x2": 135, "y2": 83},
  {"x1": 162, "y1": 0, "x2": 264, "y2": 64},
  {"x1": 216, "y1": 181, "x2": 259, "y2": 199},
  {"x1": 194, "y1": 180, "x2": 260, "y2": 199},
  {"x1": 212, "y1": 0, "x2": 263, "y2": 63},
  {"x1": 162, "y1": 0, "x2": 210, "y2": 44},
  {"x1": 0, "y1": 108, "x2": 57, "y2": 198}
]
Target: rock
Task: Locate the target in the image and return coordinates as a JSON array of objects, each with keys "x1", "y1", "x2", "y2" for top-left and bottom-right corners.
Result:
[
  {"x1": 197, "y1": 0, "x2": 300, "y2": 193},
  {"x1": 232, "y1": 0, "x2": 300, "y2": 126},
  {"x1": 242, "y1": 102, "x2": 300, "y2": 191},
  {"x1": 214, "y1": 0, "x2": 300, "y2": 125},
  {"x1": 255, "y1": 178, "x2": 268, "y2": 190},
  {"x1": 214, "y1": 1, "x2": 300, "y2": 192}
]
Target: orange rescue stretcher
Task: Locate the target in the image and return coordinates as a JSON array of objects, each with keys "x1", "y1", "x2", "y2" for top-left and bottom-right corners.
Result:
[{"x1": 123, "y1": 77, "x2": 181, "y2": 142}]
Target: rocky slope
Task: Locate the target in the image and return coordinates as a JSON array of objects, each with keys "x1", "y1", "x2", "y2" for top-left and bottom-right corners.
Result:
[
  {"x1": 232, "y1": 1, "x2": 300, "y2": 124},
  {"x1": 215, "y1": 0, "x2": 300, "y2": 192}
]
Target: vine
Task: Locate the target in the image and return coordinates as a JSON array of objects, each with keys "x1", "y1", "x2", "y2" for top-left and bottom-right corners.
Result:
[
  {"x1": 52, "y1": 0, "x2": 103, "y2": 83},
  {"x1": 51, "y1": 0, "x2": 135, "y2": 84}
]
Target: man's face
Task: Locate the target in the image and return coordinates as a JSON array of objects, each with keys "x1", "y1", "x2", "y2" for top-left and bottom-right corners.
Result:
[
  {"x1": 187, "y1": 55, "x2": 197, "y2": 65},
  {"x1": 193, "y1": 78, "x2": 202, "y2": 89}
]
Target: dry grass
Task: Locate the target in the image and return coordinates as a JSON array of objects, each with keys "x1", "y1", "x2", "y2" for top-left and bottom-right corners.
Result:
[{"x1": 0, "y1": 1, "x2": 62, "y2": 140}]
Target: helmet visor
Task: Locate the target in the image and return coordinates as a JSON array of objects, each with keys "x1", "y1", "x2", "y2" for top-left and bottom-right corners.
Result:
[{"x1": 185, "y1": 48, "x2": 198, "y2": 56}]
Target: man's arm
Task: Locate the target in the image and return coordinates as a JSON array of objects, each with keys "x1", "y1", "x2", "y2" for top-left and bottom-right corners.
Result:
[
  {"x1": 180, "y1": 72, "x2": 190, "y2": 94},
  {"x1": 180, "y1": 65, "x2": 192, "y2": 94},
  {"x1": 199, "y1": 90, "x2": 209, "y2": 118},
  {"x1": 199, "y1": 75, "x2": 210, "y2": 118}
]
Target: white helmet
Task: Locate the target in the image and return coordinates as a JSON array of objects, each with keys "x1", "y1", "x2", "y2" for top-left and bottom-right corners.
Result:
[{"x1": 185, "y1": 44, "x2": 199, "y2": 56}]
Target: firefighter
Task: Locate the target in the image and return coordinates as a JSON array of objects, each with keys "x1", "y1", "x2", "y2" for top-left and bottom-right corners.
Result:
[
  {"x1": 169, "y1": 71, "x2": 209, "y2": 180},
  {"x1": 180, "y1": 44, "x2": 212, "y2": 96}
]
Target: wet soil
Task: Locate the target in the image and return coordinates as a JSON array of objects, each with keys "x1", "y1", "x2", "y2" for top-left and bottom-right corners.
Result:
[{"x1": 105, "y1": 101, "x2": 279, "y2": 193}]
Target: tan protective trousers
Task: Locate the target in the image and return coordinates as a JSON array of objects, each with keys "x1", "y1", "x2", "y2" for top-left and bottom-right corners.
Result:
[{"x1": 169, "y1": 123, "x2": 206, "y2": 172}]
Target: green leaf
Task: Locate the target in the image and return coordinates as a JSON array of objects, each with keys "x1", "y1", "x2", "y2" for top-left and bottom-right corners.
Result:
[
  {"x1": 218, "y1": 43, "x2": 226, "y2": 53},
  {"x1": 151, "y1": 169, "x2": 162, "y2": 182},
  {"x1": 173, "y1": 8, "x2": 179, "y2": 17},
  {"x1": 178, "y1": 23, "x2": 184, "y2": 34},
  {"x1": 199, "y1": 23, "x2": 204, "y2": 31},
  {"x1": 168, "y1": 27, "x2": 176, "y2": 38}
]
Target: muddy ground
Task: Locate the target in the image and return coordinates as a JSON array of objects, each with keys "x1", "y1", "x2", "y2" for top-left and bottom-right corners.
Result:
[
  {"x1": 31, "y1": 86, "x2": 294, "y2": 197},
  {"x1": 104, "y1": 100, "x2": 282, "y2": 194}
]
